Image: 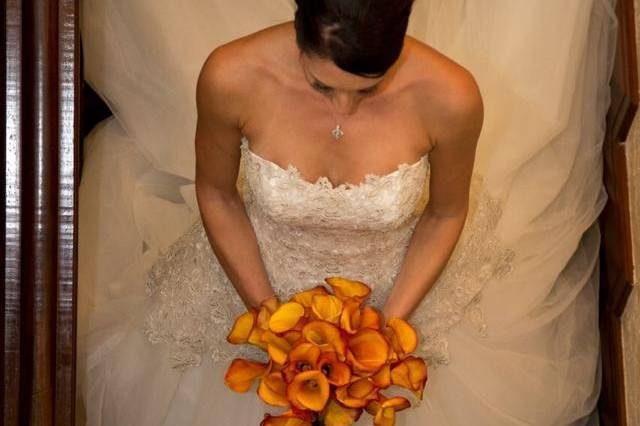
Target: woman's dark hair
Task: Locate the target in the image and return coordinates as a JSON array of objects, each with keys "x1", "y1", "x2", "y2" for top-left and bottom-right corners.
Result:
[{"x1": 294, "y1": 0, "x2": 415, "y2": 78}]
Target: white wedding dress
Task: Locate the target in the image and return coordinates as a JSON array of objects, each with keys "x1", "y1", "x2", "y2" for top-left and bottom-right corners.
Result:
[{"x1": 76, "y1": 0, "x2": 618, "y2": 425}]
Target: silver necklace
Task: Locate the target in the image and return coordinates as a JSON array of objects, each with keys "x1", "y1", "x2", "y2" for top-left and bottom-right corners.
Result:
[
  {"x1": 331, "y1": 123, "x2": 344, "y2": 140},
  {"x1": 326, "y1": 101, "x2": 350, "y2": 142}
]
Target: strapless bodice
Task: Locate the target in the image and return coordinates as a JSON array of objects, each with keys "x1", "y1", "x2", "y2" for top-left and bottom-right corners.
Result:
[
  {"x1": 143, "y1": 136, "x2": 513, "y2": 371},
  {"x1": 238, "y1": 134, "x2": 431, "y2": 314}
]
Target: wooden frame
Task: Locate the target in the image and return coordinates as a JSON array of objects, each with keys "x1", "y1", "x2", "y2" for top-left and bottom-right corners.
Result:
[
  {"x1": 3, "y1": 0, "x2": 80, "y2": 424},
  {"x1": 1, "y1": 0, "x2": 636, "y2": 424},
  {"x1": 598, "y1": 0, "x2": 638, "y2": 424}
]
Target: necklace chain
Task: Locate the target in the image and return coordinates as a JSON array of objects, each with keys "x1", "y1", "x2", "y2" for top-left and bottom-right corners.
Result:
[{"x1": 325, "y1": 99, "x2": 350, "y2": 142}]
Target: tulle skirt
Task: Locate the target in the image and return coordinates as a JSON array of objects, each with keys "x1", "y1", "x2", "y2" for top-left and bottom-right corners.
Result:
[{"x1": 76, "y1": 119, "x2": 603, "y2": 426}]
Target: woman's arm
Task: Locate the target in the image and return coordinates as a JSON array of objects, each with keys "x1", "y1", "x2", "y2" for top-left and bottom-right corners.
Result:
[
  {"x1": 195, "y1": 46, "x2": 276, "y2": 310},
  {"x1": 382, "y1": 71, "x2": 483, "y2": 321}
]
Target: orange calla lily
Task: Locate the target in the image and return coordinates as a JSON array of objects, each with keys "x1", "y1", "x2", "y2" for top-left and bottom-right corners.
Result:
[
  {"x1": 335, "y1": 377, "x2": 378, "y2": 408},
  {"x1": 322, "y1": 398, "x2": 362, "y2": 426},
  {"x1": 292, "y1": 285, "x2": 330, "y2": 307},
  {"x1": 270, "y1": 302, "x2": 305, "y2": 333},
  {"x1": 346, "y1": 328, "x2": 389, "y2": 374},
  {"x1": 359, "y1": 306, "x2": 382, "y2": 330},
  {"x1": 262, "y1": 330, "x2": 293, "y2": 365},
  {"x1": 302, "y1": 320, "x2": 347, "y2": 360},
  {"x1": 366, "y1": 395, "x2": 411, "y2": 426},
  {"x1": 385, "y1": 318, "x2": 418, "y2": 356},
  {"x1": 324, "y1": 277, "x2": 371, "y2": 301},
  {"x1": 370, "y1": 363, "x2": 391, "y2": 389},
  {"x1": 340, "y1": 302, "x2": 382, "y2": 334},
  {"x1": 258, "y1": 369, "x2": 290, "y2": 407},
  {"x1": 283, "y1": 342, "x2": 321, "y2": 383},
  {"x1": 247, "y1": 327, "x2": 269, "y2": 351},
  {"x1": 339, "y1": 298, "x2": 362, "y2": 334},
  {"x1": 286, "y1": 370, "x2": 331, "y2": 412},
  {"x1": 257, "y1": 306, "x2": 272, "y2": 329},
  {"x1": 291, "y1": 314, "x2": 310, "y2": 332},
  {"x1": 224, "y1": 358, "x2": 269, "y2": 392},
  {"x1": 260, "y1": 412, "x2": 312, "y2": 426},
  {"x1": 318, "y1": 351, "x2": 351, "y2": 386},
  {"x1": 225, "y1": 280, "x2": 429, "y2": 426},
  {"x1": 311, "y1": 294, "x2": 344, "y2": 324},
  {"x1": 227, "y1": 309, "x2": 257, "y2": 344},
  {"x1": 283, "y1": 330, "x2": 302, "y2": 345},
  {"x1": 390, "y1": 356, "x2": 428, "y2": 399}
]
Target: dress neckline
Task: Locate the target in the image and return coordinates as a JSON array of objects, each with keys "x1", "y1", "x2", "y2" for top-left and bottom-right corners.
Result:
[{"x1": 240, "y1": 136, "x2": 429, "y2": 191}]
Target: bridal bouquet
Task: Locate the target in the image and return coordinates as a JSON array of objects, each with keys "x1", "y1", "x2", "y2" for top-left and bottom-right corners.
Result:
[{"x1": 224, "y1": 277, "x2": 428, "y2": 426}]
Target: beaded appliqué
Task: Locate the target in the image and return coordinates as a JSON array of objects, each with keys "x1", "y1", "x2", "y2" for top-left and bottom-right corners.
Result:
[{"x1": 142, "y1": 136, "x2": 514, "y2": 371}]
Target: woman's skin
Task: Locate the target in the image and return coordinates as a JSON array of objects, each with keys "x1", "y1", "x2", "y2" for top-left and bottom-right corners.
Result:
[{"x1": 195, "y1": 20, "x2": 483, "y2": 321}]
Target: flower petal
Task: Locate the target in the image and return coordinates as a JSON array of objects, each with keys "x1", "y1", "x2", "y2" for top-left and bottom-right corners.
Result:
[
  {"x1": 322, "y1": 398, "x2": 362, "y2": 426},
  {"x1": 366, "y1": 395, "x2": 411, "y2": 426},
  {"x1": 311, "y1": 294, "x2": 344, "y2": 324},
  {"x1": 292, "y1": 285, "x2": 330, "y2": 307},
  {"x1": 227, "y1": 309, "x2": 257, "y2": 344},
  {"x1": 260, "y1": 413, "x2": 312, "y2": 426},
  {"x1": 346, "y1": 328, "x2": 389, "y2": 373},
  {"x1": 258, "y1": 369, "x2": 290, "y2": 407},
  {"x1": 386, "y1": 318, "x2": 418, "y2": 355},
  {"x1": 302, "y1": 320, "x2": 347, "y2": 360},
  {"x1": 324, "y1": 277, "x2": 371, "y2": 301},
  {"x1": 339, "y1": 299, "x2": 362, "y2": 334},
  {"x1": 359, "y1": 306, "x2": 382, "y2": 330},
  {"x1": 257, "y1": 306, "x2": 272, "y2": 331},
  {"x1": 381, "y1": 396, "x2": 411, "y2": 411},
  {"x1": 318, "y1": 351, "x2": 351, "y2": 386},
  {"x1": 390, "y1": 356, "x2": 428, "y2": 399},
  {"x1": 270, "y1": 302, "x2": 306, "y2": 333},
  {"x1": 283, "y1": 342, "x2": 321, "y2": 382},
  {"x1": 224, "y1": 358, "x2": 268, "y2": 392},
  {"x1": 248, "y1": 328, "x2": 268, "y2": 351},
  {"x1": 283, "y1": 330, "x2": 303, "y2": 345},
  {"x1": 262, "y1": 330, "x2": 293, "y2": 365},
  {"x1": 370, "y1": 364, "x2": 391, "y2": 389},
  {"x1": 373, "y1": 406, "x2": 395, "y2": 426},
  {"x1": 286, "y1": 370, "x2": 330, "y2": 412},
  {"x1": 335, "y1": 378, "x2": 377, "y2": 408}
]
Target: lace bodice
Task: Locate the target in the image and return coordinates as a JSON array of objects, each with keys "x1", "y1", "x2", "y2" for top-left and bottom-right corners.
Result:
[{"x1": 143, "y1": 136, "x2": 515, "y2": 370}]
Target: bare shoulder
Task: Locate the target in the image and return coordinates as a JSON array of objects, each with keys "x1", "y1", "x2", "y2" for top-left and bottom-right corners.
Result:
[
  {"x1": 196, "y1": 22, "x2": 290, "y2": 128},
  {"x1": 404, "y1": 36, "x2": 484, "y2": 150}
]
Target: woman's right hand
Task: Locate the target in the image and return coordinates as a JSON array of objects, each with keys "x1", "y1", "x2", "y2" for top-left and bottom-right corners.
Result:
[{"x1": 258, "y1": 294, "x2": 281, "y2": 313}]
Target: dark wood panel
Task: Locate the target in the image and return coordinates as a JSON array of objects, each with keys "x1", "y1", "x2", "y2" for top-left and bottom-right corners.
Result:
[
  {"x1": 598, "y1": 0, "x2": 637, "y2": 424},
  {"x1": 2, "y1": 0, "x2": 79, "y2": 424},
  {"x1": 3, "y1": 1, "x2": 25, "y2": 424}
]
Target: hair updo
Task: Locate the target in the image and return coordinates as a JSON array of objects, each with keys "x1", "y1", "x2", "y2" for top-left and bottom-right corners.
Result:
[{"x1": 293, "y1": 0, "x2": 415, "y2": 78}]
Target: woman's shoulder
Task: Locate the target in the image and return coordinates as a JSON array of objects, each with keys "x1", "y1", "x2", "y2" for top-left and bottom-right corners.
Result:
[
  {"x1": 196, "y1": 24, "x2": 294, "y2": 125},
  {"x1": 196, "y1": 22, "x2": 294, "y2": 115},
  {"x1": 199, "y1": 21, "x2": 293, "y2": 89},
  {"x1": 404, "y1": 36, "x2": 481, "y2": 108},
  {"x1": 403, "y1": 37, "x2": 483, "y2": 146}
]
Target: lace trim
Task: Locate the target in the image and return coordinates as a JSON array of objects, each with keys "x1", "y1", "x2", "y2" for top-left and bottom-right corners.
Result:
[
  {"x1": 240, "y1": 136, "x2": 430, "y2": 192},
  {"x1": 408, "y1": 175, "x2": 515, "y2": 367}
]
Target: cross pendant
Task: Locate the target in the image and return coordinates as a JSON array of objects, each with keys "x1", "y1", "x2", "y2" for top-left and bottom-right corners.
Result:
[{"x1": 331, "y1": 124, "x2": 344, "y2": 141}]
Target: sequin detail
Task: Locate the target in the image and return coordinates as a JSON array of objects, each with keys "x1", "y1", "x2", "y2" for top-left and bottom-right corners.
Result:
[{"x1": 142, "y1": 136, "x2": 514, "y2": 371}]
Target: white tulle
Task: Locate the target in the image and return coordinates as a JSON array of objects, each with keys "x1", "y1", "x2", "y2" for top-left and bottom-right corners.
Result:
[{"x1": 76, "y1": 0, "x2": 617, "y2": 425}]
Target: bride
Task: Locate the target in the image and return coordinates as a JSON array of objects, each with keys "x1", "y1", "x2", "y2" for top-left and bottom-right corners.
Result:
[
  {"x1": 76, "y1": 0, "x2": 617, "y2": 425},
  {"x1": 196, "y1": 2, "x2": 481, "y2": 321}
]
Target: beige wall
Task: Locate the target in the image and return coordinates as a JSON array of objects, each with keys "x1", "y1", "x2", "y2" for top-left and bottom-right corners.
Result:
[{"x1": 622, "y1": 2, "x2": 640, "y2": 424}]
